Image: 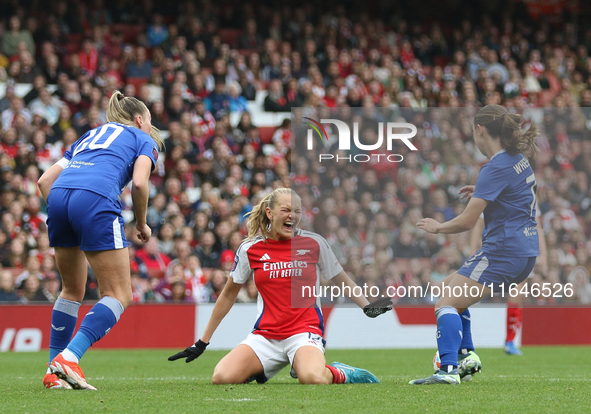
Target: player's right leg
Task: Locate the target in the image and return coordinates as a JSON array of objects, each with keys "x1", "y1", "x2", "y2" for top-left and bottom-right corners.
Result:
[
  {"x1": 51, "y1": 248, "x2": 132, "y2": 390},
  {"x1": 211, "y1": 344, "x2": 266, "y2": 384},
  {"x1": 288, "y1": 333, "x2": 379, "y2": 384},
  {"x1": 456, "y1": 308, "x2": 482, "y2": 381},
  {"x1": 45, "y1": 189, "x2": 89, "y2": 390},
  {"x1": 44, "y1": 247, "x2": 88, "y2": 390},
  {"x1": 51, "y1": 190, "x2": 134, "y2": 389},
  {"x1": 410, "y1": 272, "x2": 491, "y2": 385}
]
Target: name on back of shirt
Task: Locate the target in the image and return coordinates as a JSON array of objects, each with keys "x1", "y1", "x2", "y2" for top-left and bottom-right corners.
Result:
[{"x1": 512, "y1": 157, "x2": 530, "y2": 174}]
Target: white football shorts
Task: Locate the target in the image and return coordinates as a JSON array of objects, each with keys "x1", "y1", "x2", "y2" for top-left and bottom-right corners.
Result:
[{"x1": 240, "y1": 332, "x2": 326, "y2": 382}]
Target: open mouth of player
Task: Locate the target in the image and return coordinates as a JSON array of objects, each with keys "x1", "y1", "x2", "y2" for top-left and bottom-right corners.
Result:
[{"x1": 283, "y1": 222, "x2": 293, "y2": 232}]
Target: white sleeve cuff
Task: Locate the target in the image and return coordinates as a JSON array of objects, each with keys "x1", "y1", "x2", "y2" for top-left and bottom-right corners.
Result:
[{"x1": 56, "y1": 157, "x2": 70, "y2": 169}]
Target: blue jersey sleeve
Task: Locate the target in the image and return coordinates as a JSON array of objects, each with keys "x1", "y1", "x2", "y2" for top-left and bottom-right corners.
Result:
[
  {"x1": 136, "y1": 134, "x2": 158, "y2": 171},
  {"x1": 473, "y1": 162, "x2": 508, "y2": 202}
]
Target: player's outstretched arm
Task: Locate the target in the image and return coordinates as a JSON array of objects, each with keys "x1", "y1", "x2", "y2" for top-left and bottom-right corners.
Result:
[
  {"x1": 168, "y1": 278, "x2": 243, "y2": 363},
  {"x1": 417, "y1": 197, "x2": 488, "y2": 235}
]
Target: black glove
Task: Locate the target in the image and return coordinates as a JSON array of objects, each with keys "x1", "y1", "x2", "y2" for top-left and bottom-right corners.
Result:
[
  {"x1": 363, "y1": 297, "x2": 393, "y2": 318},
  {"x1": 168, "y1": 339, "x2": 209, "y2": 363}
]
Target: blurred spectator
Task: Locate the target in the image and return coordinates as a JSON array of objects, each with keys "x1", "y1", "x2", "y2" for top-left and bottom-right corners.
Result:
[
  {"x1": 126, "y1": 47, "x2": 152, "y2": 79},
  {"x1": 195, "y1": 230, "x2": 222, "y2": 269},
  {"x1": 79, "y1": 38, "x2": 99, "y2": 77},
  {"x1": 2, "y1": 16, "x2": 35, "y2": 57},
  {"x1": 543, "y1": 196, "x2": 581, "y2": 233},
  {"x1": 430, "y1": 257, "x2": 451, "y2": 283},
  {"x1": 264, "y1": 79, "x2": 289, "y2": 111},
  {"x1": 2, "y1": 96, "x2": 32, "y2": 132},
  {"x1": 19, "y1": 51, "x2": 43, "y2": 84},
  {"x1": 135, "y1": 238, "x2": 172, "y2": 279},
  {"x1": 1, "y1": 128, "x2": 20, "y2": 158},
  {"x1": 238, "y1": 71, "x2": 256, "y2": 100},
  {"x1": 170, "y1": 280, "x2": 192, "y2": 302},
  {"x1": 239, "y1": 19, "x2": 264, "y2": 50},
  {"x1": 19, "y1": 274, "x2": 48, "y2": 302},
  {"x1": 147, "y1": 14, "x2": 169, "y2": 47},
  {"x1": 392, "y1": 229, "x2": 425, "y2": 258},
  {"x1": 15, "y1": 255, "x2": 44, "y2": 287},
  {"x1": 204, "y1": 79, "x2": 230, "y2": 120},
  {"x1": 219, "y1": 249, "x2": 235, "y2": 272},
  {"x1": 272, "y1": 119, "x2": 291, "y2": 147},
  {"x1": 131, "y1": 272, "x2": 151, "y2": 303},
  {"x1": 203, "y1": 268, "x2": 227, "y2": 302},
  {"x1": 157, "y1": 223, "x2": 176, "y2": 255},
  {"x1": 227, "y1": 81, "x2": 248, "y2": 114},
  {"x1": 28, "y1": 88, "x2": 65, "y2": 126},
  {"x1": 3, "y1": 238, "x2": 27, "y2": 268},
  {"x1": 0, "y1": 270, "x2": 19, "y2": 302},
  {"x1": 567, "y1": 266, "x2": 591, "y2": 304},
  {"x1": 43, "y1": 272, "x2": 61, "y2": 302},
  {"x1": 146, "y1": 193, "x2": 167, "y2": 229}
]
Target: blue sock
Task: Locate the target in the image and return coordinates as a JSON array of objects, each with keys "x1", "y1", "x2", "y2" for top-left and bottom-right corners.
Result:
[
  {"x1": 435, "y1": 306, "x2": 462, "y2": 371},
  {"x1": 67, "y1": 296, "x2": 124, "y2": 361},
  {"x1": 459, "y1": 309, "x2": 474, "y2": 353},
  {"x1": 49, "y1": 298, "x2": 81, "y2": 363}
]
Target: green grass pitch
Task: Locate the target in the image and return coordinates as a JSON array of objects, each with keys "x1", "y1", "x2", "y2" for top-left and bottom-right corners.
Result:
[{"x1": 2, "y1": 347, "x2": 590, "y2": 413}]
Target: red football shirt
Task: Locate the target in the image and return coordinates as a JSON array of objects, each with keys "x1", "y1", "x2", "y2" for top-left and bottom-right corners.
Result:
[{"x1": 231, "y1": 229, "x2": 343, "y2": 340}]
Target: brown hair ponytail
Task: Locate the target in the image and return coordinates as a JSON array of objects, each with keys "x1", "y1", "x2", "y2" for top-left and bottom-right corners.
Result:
[{"x1": 473, "y1": 104, "x2": 539, "y2": 156}]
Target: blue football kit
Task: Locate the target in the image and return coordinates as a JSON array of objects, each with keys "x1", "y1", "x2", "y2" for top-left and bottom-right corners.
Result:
[
  {"x1": 458, "y1": 149, "x2": 539, "y2": 288},
  {"x1": 432, "y1": 149, "x2": 541, "y2": 376},
  {"x1": 45, "y1": 122, "x2": 158, "y2": 388},
  {"x1": 47, "y1": 122, "x2": 157, "y2": 251}
]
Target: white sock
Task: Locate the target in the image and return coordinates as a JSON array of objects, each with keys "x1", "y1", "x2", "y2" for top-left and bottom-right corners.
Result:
[
  {"x1": 61, "y1": 349, "x2": 80, "y2": 364},
  {"x1": 46, "y1": 367, "x2": 51, "y2": 375}
]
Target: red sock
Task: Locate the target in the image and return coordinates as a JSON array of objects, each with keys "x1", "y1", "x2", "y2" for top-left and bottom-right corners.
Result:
[
  {"x1": 326, "y1": 365, "x2": 346, "y2": 384},
  {"x1": 506, "y1": 302, "x2": 522, "y2": 343}
]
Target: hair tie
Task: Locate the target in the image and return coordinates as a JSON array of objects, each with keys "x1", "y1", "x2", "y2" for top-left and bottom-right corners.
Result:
[{"x1": 117, "y1": 93, "x2": 125, "y2": 101}]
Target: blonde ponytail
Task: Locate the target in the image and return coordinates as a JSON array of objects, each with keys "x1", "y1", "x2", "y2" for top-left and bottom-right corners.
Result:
[
  {"x1": 244, "y1": 187, "x2": 299, "y2": 241},
  {"x1": 107, "y1": 90, "x2": 164, "y2": 150}
]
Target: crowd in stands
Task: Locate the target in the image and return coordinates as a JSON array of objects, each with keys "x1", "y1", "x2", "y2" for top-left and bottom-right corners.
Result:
[{"x1": 1, "y1": 0, "x2": 591, "y2": 305}]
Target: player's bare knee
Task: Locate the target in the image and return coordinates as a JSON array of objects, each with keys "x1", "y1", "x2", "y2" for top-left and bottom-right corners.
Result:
[
  {"x1": 211, "y1": 371, "x2": 237, "y2": 385},
  {"x1": 60, "y1": 286, "x2": 85, "y2": 302},
  {"x1": 298, "y1": 371, "x2": 328, "y2": 385}
]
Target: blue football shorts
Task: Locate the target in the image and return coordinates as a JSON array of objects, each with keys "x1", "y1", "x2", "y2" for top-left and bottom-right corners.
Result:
[
  {"x1": 47, "y1": 188, "x2": 128, "y2": 251},
  {"x1": 457, "y1": 249, "x2": 536, "y2": 291}
]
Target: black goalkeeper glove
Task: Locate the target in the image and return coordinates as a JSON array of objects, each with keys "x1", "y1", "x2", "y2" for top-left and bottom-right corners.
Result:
[
  {"x1": 168, "y1": 339, "x2": 209, "y2": 363},
  {"x1": 363, "y1": 297, "x2": 393, "y2": 318}
]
